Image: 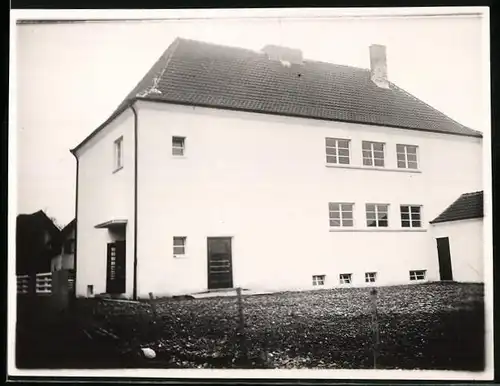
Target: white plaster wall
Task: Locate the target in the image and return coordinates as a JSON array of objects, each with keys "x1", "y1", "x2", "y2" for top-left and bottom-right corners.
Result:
[
  {"x1": 75, "y1": 108, "x2": 135, "y2": 297},
  {"x1": 134, "y1": 101, "x2": 482, "y2": 297},
  {"x1": 431, "y1": 218, "x2": 483, "y2": 282}
]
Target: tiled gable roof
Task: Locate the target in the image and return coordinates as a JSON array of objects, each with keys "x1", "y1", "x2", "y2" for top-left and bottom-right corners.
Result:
[
  {"x1": 73, "y1": 37, "x2": 481, "y2": 153},
  {"x1": 430, "y1": 191, "x2": 484, "y2": 224}
]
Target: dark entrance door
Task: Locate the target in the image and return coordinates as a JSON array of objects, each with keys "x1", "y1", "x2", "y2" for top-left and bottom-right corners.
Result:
[
  {"x1": 207, "y1": 237, "x2": 233, "y2": 290},
  {"x1": 436, "y1": 237, "x2": 453, "y2": 281},
  {"x1": 106, "y1": 241, "x2": 126, "y2": 294}
]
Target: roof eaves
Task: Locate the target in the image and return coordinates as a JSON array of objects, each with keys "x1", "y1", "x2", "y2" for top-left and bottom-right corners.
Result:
[{"x1": 135, "y1": 96, "x2": 483, "y2": 139}]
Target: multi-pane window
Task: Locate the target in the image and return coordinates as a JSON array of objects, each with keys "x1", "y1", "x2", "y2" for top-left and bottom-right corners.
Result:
[
  {"x1": 397, "y1": 144, "x2": 418, "y2": 169},
  {"x1": 365, "y1": 272, "x2": 377, "y2": 283},
  {"x1": 312, "y1": 275, "x2": 325, "y2": 286},
  {"x1": 366, "y1": 204, "x2": 389, "y2": 227},
  {"x1": 362, "y1": 141, "x2": 385, "y2": 167},
  {"x1": 172, "y1": 136, "x2": 185, "y2": 156},
  {"x1": 114, "y1": 136, "x2": 123, "y2": 171},
  {"x1": 409, "y1": 270, "x2": 426, "y2": 281},
  {"x1": 325, "y1": 138, "x2": 350, "y2": 165},
  {"x1": 400, "y1": 205, "x2": 422, "y2": 228},
  {"x1": 339, "y1": 273, "x2": 352, "y2": 284},
  {"x1": 329, "y1": 203, "x2": 354, "y2": 227},
  {"x1": 173, "y1": 237, "x2": 186, "y2": 256}
]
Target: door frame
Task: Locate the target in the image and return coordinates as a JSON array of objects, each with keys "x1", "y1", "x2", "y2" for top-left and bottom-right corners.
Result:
[{"x1": 206, "y1": 236, "x2": 234, "y2": 290}]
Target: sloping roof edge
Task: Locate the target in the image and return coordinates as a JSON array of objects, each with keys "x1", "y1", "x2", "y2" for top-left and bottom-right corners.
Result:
[{"x1": 430, "y1": 191, "x2": 484, "y2": 224}]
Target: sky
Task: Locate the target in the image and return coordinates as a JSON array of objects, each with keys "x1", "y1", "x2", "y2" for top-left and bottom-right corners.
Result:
[{"x1": 15, "y1": 11, "x2": 488, "y2": 227}]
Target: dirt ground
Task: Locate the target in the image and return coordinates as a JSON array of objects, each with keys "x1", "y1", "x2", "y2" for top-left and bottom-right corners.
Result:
[{"x1": 15, "y1": 282, "x2": 485, "y2": 370}]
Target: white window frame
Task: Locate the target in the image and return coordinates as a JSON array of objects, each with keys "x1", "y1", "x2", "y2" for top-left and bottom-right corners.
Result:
[
  {"x1": 396, "y1": 144, "x2": 419, "y2": 169},
  {"x1": 409, "y1": 270, "x2": 426, "y2": 281},
  {"x1": 339, "y1": 273, "x2": 352, "y2": 285},
  {"x1": 312, "y1": 275, "x2": 325, "y2": 286},
  {"x1": 173, "y1": 236, "x2": 187, "y2": 257},
  {"x1": 362, "y1": 141, "x2": 385, "y2": 167},
  {"x1": 365, "y1": 272, "x2": 377, "y2": 283},
  {"x1": 400, "y1": 205, "x2": 422, "y2": 228},
  {"x1": 365, "y1": 203, "x2": 389, "y2": 228},
  {"x1": 172, "y1": 136, "x2": 186, "y2": 156},
  {"x1": 329, "y1": 203, "x2": 354, "y2": 227},
  {"x1": 325, "y1": 138, "x2": 350, "y2": 165},
  {"x1": 114, "y1": 136, "x2": 123, "y2": 171}
]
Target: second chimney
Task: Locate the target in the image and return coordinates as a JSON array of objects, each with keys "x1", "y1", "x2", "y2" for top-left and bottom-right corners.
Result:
[{"x1": 369, "y1": 44, "x2": 389, "y2": 89}]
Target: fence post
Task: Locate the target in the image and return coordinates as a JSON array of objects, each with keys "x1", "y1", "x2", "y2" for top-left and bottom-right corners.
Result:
[
  {"x1": 370, "y1": 288, "x2": 380, "y2": 369},
  {"x1": 236, "y1": 287, "x2": 247, "y2": 362},
  {"x1": 148, "y1": 292, "x2": 157, "y2": 318}
]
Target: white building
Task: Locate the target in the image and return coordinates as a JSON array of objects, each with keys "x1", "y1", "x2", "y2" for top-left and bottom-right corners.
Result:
[{"x1": 71, "y1": 38, "x2": 483, "y2": 299}]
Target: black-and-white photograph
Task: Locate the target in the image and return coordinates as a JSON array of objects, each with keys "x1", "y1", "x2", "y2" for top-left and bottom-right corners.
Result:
[{"x1": 9, "y1": 7, "x2": 493, "y2": 380}]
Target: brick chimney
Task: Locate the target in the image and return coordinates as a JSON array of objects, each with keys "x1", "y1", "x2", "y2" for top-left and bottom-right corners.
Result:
[{"x1": 369, "y1": 44, "x2": 389, "y2": 89}]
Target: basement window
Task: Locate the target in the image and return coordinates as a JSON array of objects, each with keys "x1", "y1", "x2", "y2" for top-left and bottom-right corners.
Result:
[
  {"x1": 409, "y1": 270, "x2": 426, "y2": 281},
  {"x1": 312, "y1": 275, "x2": 325, "y2": 286},
  {"x1": 339, "y1": 273, "x2": 352, "y2": 285},
  {"x1": 173, "y1": 236, "x2": 186, "y2": 257},
  {"x1": 114, "y1": 136, "x2": 123, "y2": 171},
  {"x1": 365, "y1": 272, "x2": 377, "y2": 283},
  {"x1": 172, "y1": 136, "x2": 186, "y2": 156}
]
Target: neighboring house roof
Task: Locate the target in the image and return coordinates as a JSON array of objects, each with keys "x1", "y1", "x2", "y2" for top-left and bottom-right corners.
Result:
[
  {"x1": 72, "y1": 38, "x2": 481, "y2": 153},
  {"x1": 60, "y1": 218, "x2": 76, "y2": 240},
  {"x1": 430, "y1": 191, "x2": 484, "y2": 224}
]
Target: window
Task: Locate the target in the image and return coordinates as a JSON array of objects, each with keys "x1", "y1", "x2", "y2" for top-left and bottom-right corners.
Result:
[
  {"x1": 114, "y1": 136, "x2": 123, "y2": 171},
  {"x1": 365, "y1": 272, "x2": 377, "y2": 283},
  {"x1": 173, "y1": 237, "x2": 186, "y2": 256},
  {"x1": 339, "y1": 273, "x2": 352, "y2": 284},
  {"x1": 400, "y1": 205, "x2": 422, "y2": 228},
  {"x1": 326, "y1": 138, "x2": 350, "y2": 165},
  {"x1": 362, "y1": 141, "x2": 385, "y2": 167},
  {"x1": 312, "y1": 275, "x2": 325, "y2": 286},
  {"x1": 409, "y1": 270, "x2": 426, "y2": 281},
  {"x1": 329, "y1": 203, "x2": 354, "y2": 227},
  {"x1": 397, "y1": 144, "x2": 418, "y2": 169},
  {"x1": 366, "y1": 204, "x2": 389, "y2": 227},
  {"x1": 172, "y1": 136, "x2": 185, "y2": 156}
]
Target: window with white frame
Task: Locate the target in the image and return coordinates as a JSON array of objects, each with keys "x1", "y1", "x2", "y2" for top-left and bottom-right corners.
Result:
[
  {"x1": 312, "y1": 275, "x2": 325, "y2": 286},
  {"x1": 400, "y1": 205, "x2": 422, "y2": 228},
  {"x1": 362, "y1": 141, "x2": 385, "y2": 167},
  {"x1": 114, "y1": 136, "x2": 123, "y2": 171},
  {"x1": 173, "y1": 236, "x2": 186, "y2": 256},
  {"x1": 396, "y1": 144, "x2": 418, "y2": 169},
  {"x1": 325, "y1": 138, "x2": 350, "y2": 165},
  {"x1": 172, "y1": 136, "x2": 185, "y2": 156},
  {"x1": 366, "y1": 204, "x2": 389, "y2": 227},
  {"x1": 329, "y1": 203, "x2": 354, "y2": 227},
  {"x1": 365, "y1": 272, "x2": 377, "y2": 283},
  {"x1": 409, "y1": 270, "x2": 426, "y2": 281},
  {"x1": 339, "y1": 273, "x2": 352, "y2": 284}
]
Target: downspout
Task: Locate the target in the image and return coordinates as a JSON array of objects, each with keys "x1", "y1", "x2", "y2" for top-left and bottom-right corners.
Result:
[
  {"x1": 130, "y1": 103, "x2": 139, "y2": 301},
  {"x1": 69, "y1": 150, "x2": 79, "y2": 300}
]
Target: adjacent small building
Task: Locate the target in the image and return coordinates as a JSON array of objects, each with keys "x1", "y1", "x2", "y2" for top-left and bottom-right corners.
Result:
[
  {"x1": 430, "y1": 191, "x2": 484, "y2": 283},
  {"x1": 51, "y1": 219, "x2": 76, "y2": 272}
]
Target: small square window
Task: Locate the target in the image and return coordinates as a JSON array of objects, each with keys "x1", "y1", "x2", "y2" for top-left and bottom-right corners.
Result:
[
  {"x1": 365, "y1": 272, "x2": 377, "y2": 283},
  {"x1": 312, "y1": 275, "x2": 325, "y2": 286},
  {"x1": 400, "y1": 205, "x2": 422, "y2": 228},
  {"x1": 329, "y1": 203, "x2": 354, "y2": 227},
  {"x1": 172, "y1": 136, "x2": 185, "y2": 156},
  {"x1": 326, "y1": 138, "x2": 350, "y2": 165},
  {"x1": 339, "y1": 273, "x2": 352, "y2": 285},
  {"x1": 173, "y1": 236, "x2": 186, "y2": 256},
  {"x1": 409, "y1": 270, "x2": 426, "y2": 281},
  {"x1": 362, "y1": 141, "x2": 385, "y2": 167},
  {"x1": 114, "y1": 137, "x2": 123, "y2": 171}
]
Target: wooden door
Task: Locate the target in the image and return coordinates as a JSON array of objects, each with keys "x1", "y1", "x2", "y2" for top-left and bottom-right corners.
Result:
[
  {"x1": 436, "y1": 237, "x2": 453, "y2": 281},
  {"x1": 207, "y1": 237, "x2": 233, "y2": 290},
  {"x1": 106, "y1": 241, "x2": 126, "y2": 294}
]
